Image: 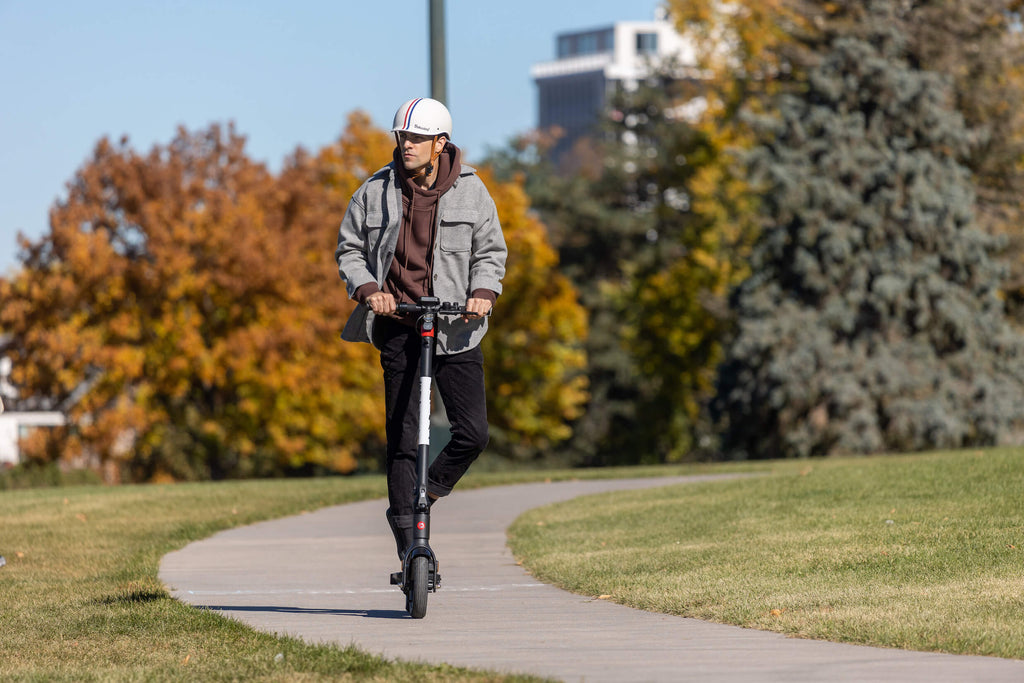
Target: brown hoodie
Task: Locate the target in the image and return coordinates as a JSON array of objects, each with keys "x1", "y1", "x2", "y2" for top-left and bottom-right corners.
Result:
[
  {"x1": 355, "y1": 142, "x2": 497, "y2": 313},
  {"x1": 385, "y1": 142, "x2": 461, "y2": 308}
]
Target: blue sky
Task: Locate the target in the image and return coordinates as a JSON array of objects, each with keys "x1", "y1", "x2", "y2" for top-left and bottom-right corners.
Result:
[{"x1": 0, "y1": 0, "x2": 665, "y2": 276}]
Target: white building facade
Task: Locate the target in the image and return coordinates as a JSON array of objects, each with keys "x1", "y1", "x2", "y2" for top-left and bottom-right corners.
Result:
[
  {"x1": 530, "y1": 12, "x2": 696, "y2": 161},
  {"x1": 0, "y1": 355, "x2": 65, "y2": 466}
]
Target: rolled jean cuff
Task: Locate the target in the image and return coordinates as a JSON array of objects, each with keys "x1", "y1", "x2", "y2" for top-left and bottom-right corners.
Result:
[
  {"x1": 428, "y1": 478, "x2": 452, "y2": 498},
  {"x1": 391, "y1": 513, "x2": 414, "y2": 530}
]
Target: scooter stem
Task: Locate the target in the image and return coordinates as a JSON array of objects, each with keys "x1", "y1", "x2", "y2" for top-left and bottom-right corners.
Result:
[{"x1": 413, "y1": 310, "x2": 435, "y2": 539}]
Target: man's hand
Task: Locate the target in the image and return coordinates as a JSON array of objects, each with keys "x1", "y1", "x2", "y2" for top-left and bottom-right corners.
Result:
[
  {"x1": 366, "y1": 292, "x2": 397, "y2": 317},
  {"x1": 463, "y1": 297, "x2": 492, "y2": 320}
]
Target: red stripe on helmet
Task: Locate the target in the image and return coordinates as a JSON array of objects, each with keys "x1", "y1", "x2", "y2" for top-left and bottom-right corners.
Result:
[{"x1": 402, "y1": 98, "x2": 423, "y2": 130}]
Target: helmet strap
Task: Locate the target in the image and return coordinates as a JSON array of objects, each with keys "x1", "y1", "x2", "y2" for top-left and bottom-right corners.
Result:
[
  {"x1": 424, "y1": 136, "x2": 445, "y2": 176},
  {"x1": 399, "y1": 135, "x2": 445, "y2": 182}
]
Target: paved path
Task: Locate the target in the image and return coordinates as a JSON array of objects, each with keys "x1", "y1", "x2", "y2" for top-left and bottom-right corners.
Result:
[{"x1": 160, "y1": 476, "x2": 1024, "y2": 682}]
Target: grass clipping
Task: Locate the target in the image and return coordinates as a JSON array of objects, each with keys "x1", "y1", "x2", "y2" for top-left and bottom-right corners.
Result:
[{"x1": 508, "y1": 448, "x2": 1024, "y2": 659}]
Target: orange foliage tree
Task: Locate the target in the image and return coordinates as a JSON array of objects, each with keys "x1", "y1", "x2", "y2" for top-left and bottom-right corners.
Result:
[
  {"x1": 475, "y1": 167, "x2": 588, "y2": 461},
  {"x1": 317, "y1": 114, "x2": 589, "y2": 462},
  {"x1": 0, "y1": 123, "x2": 380, "y2": 482},
  {"x1": 0, "y1": 113, "x2": 587, "y2": 480}
]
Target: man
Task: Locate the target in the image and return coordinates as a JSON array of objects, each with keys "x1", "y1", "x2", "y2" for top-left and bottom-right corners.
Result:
[{"x1": 335, "y1": 97, "x2": 507, "y2": 560}]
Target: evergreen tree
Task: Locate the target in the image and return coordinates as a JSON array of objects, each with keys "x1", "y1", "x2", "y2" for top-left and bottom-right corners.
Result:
[{"x1": 714, "y1": 5, "x2": 1024, "y2": 458}]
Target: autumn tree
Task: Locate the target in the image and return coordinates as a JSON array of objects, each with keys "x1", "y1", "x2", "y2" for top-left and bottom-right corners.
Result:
[
  {"x1": 319, "y1": 115, "x2": 590, "y2": 463},
  {"x1": 0, "y1": 113, "x2": 587, "y2": 480},
  {"x1": 0, "y1": 123, "x2": 382, "y2": 482},
  {"x1": 475, "y1": 167, "x2": 588, "y2": 461},
  {"x1": 713, "y1": 5, "x2": 1024, "y2": 458}
]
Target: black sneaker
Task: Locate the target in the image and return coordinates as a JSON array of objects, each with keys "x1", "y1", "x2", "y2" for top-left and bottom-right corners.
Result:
[{"x1": 385, "y1": 508, "x2": 413, "y2": 560}]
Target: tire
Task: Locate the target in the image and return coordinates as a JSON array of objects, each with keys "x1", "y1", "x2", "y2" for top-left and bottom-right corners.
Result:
[{"x1": 407, "y1": 555, "x2": 429, "y2": 619}]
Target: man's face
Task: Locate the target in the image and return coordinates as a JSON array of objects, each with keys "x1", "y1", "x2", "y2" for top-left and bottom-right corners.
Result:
[{"x1": 398, "y1": 131, "x2": 440, "y2": 173}]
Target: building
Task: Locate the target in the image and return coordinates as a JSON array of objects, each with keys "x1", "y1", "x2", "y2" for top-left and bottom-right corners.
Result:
[
  {"x1": 0, "y1": 351, "x2": 65, "y2": 466},
  {"x1": 530, "y1": 9, "x2": 697, "y2": 163}
]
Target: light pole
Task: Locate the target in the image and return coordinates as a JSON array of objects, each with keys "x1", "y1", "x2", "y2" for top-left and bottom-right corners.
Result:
[{"x1": 429, "y1": 0, "x2": 447, "y2": 104}]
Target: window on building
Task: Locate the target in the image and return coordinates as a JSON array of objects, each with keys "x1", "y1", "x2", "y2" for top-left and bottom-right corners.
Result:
[
  {"x1": 557, "y1": 35, "x2": 573, "y2": 58},
  {"x1": 636, "y1": 32, "x2": 658, "y2": 55},
  {"x1": 557, "y1": 28, "x2": 615, "y2": 58}
]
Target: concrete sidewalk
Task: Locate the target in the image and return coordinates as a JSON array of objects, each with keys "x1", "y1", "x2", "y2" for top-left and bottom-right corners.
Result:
[{"x1": 159, "y1": 476, "x2": 1024, "y2": 682}]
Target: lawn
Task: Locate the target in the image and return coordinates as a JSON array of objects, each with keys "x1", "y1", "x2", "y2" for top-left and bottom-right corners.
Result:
[
  {"x1": 508, "y1": 448, "x2": 1024, "y2": 659},
  {"x1": 3, "y1": 449, "x2": 1020, "y2": 680},
  {"x1": 0, "y1": 475, "x2": 548, "y2": 681}
]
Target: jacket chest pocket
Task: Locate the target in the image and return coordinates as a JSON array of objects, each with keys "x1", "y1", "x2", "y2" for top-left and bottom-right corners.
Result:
[
  {"x1": 365, "y1": 211, "x2": 385, "y2": 248},
  {"x1": 365, "y1": 211, "x2": 390, "y2": 275},
  {"x1": 439, "y1": 212, "x2": 477, "y2": 253}
]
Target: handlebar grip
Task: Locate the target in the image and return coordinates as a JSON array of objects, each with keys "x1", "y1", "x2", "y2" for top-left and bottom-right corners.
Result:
[{"x1": 440, "y1": 303, "x2": 492, "y2": 317}]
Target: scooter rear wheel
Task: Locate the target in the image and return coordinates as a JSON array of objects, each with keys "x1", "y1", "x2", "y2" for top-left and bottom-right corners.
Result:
[{"x1": 407, "y1": 555, "x2": 429, "y2": 619}]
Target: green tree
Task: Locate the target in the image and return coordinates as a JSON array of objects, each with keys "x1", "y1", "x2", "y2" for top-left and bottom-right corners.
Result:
[
  {"x1": 885, "y1": 0, "x2": 1024, "y2": 320},
  {"x1": 671, "y1": 0, "x2": 1024, "y2": 321},
  {"x1": 488, "y1": 63, "x2": 756, "y2": 465},
  {"x1": 714, "y1": 4, "x2": 1024, "y2": 459}
]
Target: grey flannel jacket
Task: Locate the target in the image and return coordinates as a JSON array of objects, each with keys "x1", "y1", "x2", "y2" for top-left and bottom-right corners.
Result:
[{"x1": 335, "y1": 162, "x2": 507, "y2": 355}]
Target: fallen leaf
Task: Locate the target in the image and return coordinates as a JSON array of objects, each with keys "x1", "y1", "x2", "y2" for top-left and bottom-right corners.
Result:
[
  {"x1": 182, "y1": 654, "x2": 190, "y2": 665},
  {"x1": 75, "y1": 513, "x2": 87, "y2": 523},
  {"x1": 16, "y1": 552, "x2": 25, "y2": 559},
  {"x1": 770, "y1": 608, "x2": 785, "y2": 617},
  {"x1": 597, "y1": 594, "x2": 612, "y2": 600}
]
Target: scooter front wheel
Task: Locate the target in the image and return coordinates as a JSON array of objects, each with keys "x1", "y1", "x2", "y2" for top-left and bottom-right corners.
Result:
[{"x1": 407, "y1": 555, "x2": 429, "y2": 619}]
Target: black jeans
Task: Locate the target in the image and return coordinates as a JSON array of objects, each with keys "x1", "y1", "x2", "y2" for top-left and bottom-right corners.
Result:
[{"x1": 373, "y1": 317, "x2": 489, "y2": 531}]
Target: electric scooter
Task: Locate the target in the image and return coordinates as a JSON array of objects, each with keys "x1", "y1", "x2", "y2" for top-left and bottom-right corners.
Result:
[{"x1": 389, "y1": 295, "x2": 483, "y2": 619}]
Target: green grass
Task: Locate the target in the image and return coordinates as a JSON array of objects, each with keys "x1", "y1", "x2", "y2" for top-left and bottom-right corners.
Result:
[
  {"x1": 508, "y1": 448, "x2": 1024, "y2": 659},
  {"x1": 0, "y1": 475, "x2": 551, "y2": 681},
  {"x1": 0, "y1": 463, "x2": 730, "y2": 681},
  {"x1": 7, "y1": 451, "x2": 1019, "y2": 678}
]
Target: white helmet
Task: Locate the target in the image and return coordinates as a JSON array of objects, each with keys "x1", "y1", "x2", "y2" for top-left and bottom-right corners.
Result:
[{"x1": 392, "y1": 97, "x2": 452, "y2": 139}]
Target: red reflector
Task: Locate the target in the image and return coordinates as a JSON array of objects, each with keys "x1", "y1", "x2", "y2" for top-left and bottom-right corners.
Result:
[{"x1": 417, "y1": 521, "x2": 426, "y2": 530}]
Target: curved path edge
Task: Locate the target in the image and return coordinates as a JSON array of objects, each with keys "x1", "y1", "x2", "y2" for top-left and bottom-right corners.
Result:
[{"x1": 160, "y1": 476, "x2": 1024, "y2": 682}]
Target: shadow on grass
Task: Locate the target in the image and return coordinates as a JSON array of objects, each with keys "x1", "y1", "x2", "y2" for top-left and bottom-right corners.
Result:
[
  {"x1": 199, "y1": 604, "x2": 409, "y2": 619},
  {"x1": 95, "y1": 588, "x2": 170, "y2": 605}
]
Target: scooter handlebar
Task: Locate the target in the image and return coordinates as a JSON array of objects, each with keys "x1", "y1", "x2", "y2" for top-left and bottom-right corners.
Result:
[{"x1": 396, "y1": 300, "x2": 491, "y2": 317}]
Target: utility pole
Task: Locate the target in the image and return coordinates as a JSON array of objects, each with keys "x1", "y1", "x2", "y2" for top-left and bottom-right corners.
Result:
[{"x1": 429, "y1": 0, "x2": 447, "y2": 104}]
